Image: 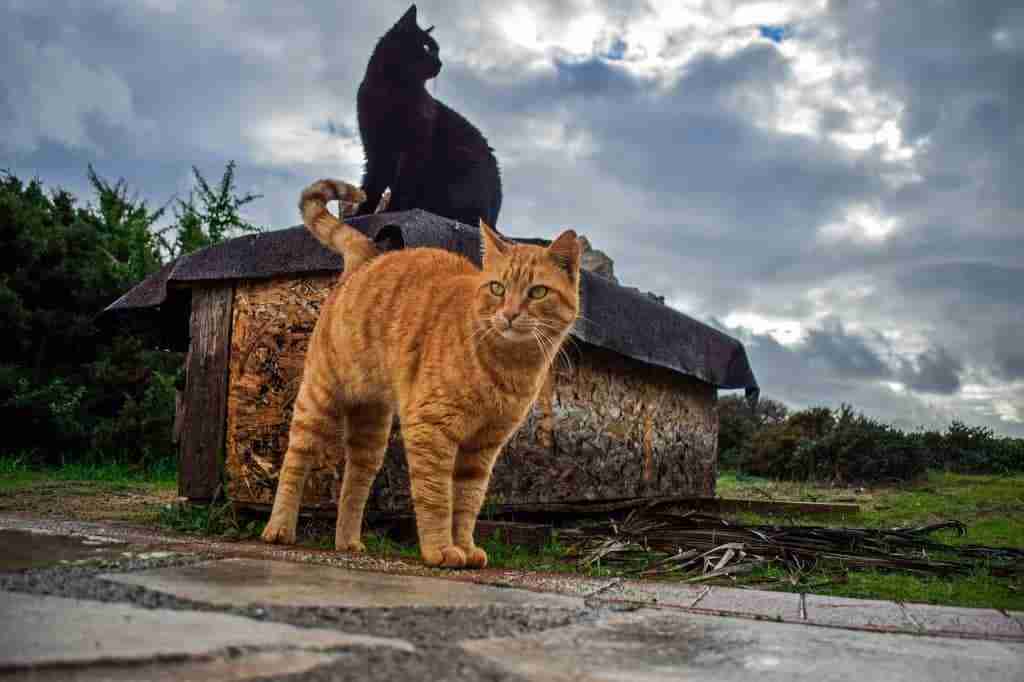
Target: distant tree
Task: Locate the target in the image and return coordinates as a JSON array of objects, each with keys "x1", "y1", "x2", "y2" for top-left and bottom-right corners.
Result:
[
  {"x1": 86, "y1": 164, "x2": 166, "y2": 284},
  {"x1": 716, "y1": 394, "x2": 788, "y2": 468},
  {"x1": 757, "y1": 398, "x2": 789, "y2": 426},
  {"x1": 0, "y1": 169, "x2": 173, "y2": 466},
  {"x1": 0, "y1": 171, "x2": 154, "y2": 373},
  {"x1": 156, "y1": 161, "x2": 263, "y2": 259},
  {"x1": 0, "y1": 161, "x2": 267, "y2": 470}
]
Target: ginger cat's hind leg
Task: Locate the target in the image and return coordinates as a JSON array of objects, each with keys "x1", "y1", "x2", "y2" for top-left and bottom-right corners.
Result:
[
  {"x1": 335, "y1": 403, "x2": 392, "y2": 552},
  {"x1": 262, "y1": 377, "x2": 342, "y2": 545}
]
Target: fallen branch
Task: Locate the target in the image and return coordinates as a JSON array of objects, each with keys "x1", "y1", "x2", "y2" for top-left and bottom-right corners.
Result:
[{"x1": 565, "y1": 509, "x2": 1024, "y2": 581}]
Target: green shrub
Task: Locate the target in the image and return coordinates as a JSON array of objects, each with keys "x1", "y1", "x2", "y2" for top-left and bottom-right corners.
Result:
[
  {"x1": 746, "y1": 421, "x2": 805, "y2": 476},
  {"x1": 744, "y1": 405, "x2": 929, "y2": 484},
  {"x1": 929, "y1": 421, "x2": 1024, "y2": 474},
  {"x1": 0, "y1": 164, "x2": 258, "y2": 473},
  {"x1": 790, "y1": 407, "x2": 927, "y2": 484},
  {"x1": 721, "y1": 393, "x2": 1022, "y2": 481}
]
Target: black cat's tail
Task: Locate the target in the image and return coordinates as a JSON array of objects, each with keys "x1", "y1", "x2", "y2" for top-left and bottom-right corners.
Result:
[{"x1": 299, "y1": 179, "x2": 379, "y2": 273}]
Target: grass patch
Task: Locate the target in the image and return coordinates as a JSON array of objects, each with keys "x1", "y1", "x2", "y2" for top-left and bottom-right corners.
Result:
[
  {"x1": 0, "y1": 454, "x2": 178, "y2": 522},
  {"x1": 296, "y1": 528, "x2": 576, "y2": 573},
  {"x1": 0, "y1": 454, "x2": 41, "y2": 490},
  {"x1": 477, "y1": 536, "x2": 575, "y2": 572},
  {"x1": 0, "y1": 453, "x2": 177, "y2": 488},
  {"x1": 361, "y1": 532, "x2": 422, "y2": 560},
  {"x1": 714, "y1": 469, "x2": 1024, "y2": 609},
  {"x1": 717, "y1": 470, "x2": 1024, "y2": 546},
  {"x1": 799, "y1": 567, "x2": 1019, "y2": 608}
]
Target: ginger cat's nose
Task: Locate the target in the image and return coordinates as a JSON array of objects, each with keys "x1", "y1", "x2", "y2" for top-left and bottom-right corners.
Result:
[{"x1": 501, "y1": 308, "x2": 522, "y2": 328}]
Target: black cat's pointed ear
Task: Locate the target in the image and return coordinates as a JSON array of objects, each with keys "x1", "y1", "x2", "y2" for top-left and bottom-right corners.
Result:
[
  {"x1": 397, "y1": 5, "x2": 417, "y2": 29},
  {"x1": 547, "y1": 230, "x2": 581, "y2": 280},
  {"x1": 479, "y1": 219, "x2": 509, "y2": 267}
]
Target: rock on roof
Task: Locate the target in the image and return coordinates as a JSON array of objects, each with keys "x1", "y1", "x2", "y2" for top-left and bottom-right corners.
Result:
[{"x1": 104, "y1": 209, "x2": 758, "y2": 394}]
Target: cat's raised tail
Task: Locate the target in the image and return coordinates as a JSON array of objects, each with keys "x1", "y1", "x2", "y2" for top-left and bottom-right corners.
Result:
[{"x1": 299, "y1": 179, "x2": 379, "y2": 273}]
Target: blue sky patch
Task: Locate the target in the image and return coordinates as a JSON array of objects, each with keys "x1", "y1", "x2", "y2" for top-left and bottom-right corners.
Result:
[
  {"x1": 605, "y1": 37, "x2": 628, "y2": 60},
  {"x1": 759, "y1": 25, "x2": 789, "y2": 43}
]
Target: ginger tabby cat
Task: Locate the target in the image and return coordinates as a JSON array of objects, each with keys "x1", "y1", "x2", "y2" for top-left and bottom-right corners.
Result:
[{"x1": 261, "y1": 179, "x2": 581, "y2": 568}]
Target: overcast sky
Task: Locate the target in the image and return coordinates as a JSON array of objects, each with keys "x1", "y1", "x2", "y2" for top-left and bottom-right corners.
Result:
[{"x1": 2, "y1": 0, "x2": 1021, "y2": 435}]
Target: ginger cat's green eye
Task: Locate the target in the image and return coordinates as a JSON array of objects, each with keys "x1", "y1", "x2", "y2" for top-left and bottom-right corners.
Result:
[
  {"x1": 489, "y1": 281, "x2": 505, "y2": 296},
  {"x1": 528, "y1": 285, "x2": 548, "y2": 300}
]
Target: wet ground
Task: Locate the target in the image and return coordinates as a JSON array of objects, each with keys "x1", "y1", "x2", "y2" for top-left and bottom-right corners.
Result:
[
  {"x1": 1, "y1": 516, "x2": 1022, "y2": 681},
  {"x1": 0, "y1": 528, "x2": 132, "y2": 571}
]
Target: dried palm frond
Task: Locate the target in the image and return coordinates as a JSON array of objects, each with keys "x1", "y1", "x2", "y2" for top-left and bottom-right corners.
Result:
[{"x1": 565, "y1": 509, "x2": 1024, "y2": 582}]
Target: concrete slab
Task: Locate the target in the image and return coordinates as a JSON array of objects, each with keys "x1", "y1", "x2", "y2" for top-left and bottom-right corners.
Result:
[
  {"x1": 902, "y1": 603, "x2": 1023, "y2": 639},
  {"x1": 103, "y1": 558, "x2": 582, "y2": 609},
  {"x1": 462, "y1": 610, "x2": 1024, "y2": 682},
  {"x1": 695, "y1": 586, "x2": 802, "y2": 621},
  {"x1": 0, "y1": 528, "x2": 126, "y2": 571},
  {"x1": 804, "y1": 593, "x2": 913, "y2": 631},
  {"x1": 0, "y1": 591, "x2": 413, "y2": 670},
  {"x1": 5, "y1": 651, "x2": 342, "y2": 681}
]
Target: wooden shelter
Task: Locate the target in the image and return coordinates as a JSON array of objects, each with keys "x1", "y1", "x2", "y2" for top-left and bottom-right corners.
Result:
[{"x1": 105, "y1": 210, "x2": 759, "y2": 514}]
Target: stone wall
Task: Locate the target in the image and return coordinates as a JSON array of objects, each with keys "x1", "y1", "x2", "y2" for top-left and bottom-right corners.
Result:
[{"x1": 224, "y1": 274, "x2": 718, "y2": 513}]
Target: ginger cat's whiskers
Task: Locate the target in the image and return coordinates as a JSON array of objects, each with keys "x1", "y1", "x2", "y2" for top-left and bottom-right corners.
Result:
[{"x1": 531, "y1": 320, "x2": 575, "y2": 375}]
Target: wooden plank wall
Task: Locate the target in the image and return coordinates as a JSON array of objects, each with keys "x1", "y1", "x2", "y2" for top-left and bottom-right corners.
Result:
[
  {"x1": 224, "y1": 275, "x2": 720, "y2": 512},
  {"x1": 225, "y1": 275, "x2": 337, "y2": 509},
  {"x1": 178, "y1": 283, "x2": 235, "y2": 501}
]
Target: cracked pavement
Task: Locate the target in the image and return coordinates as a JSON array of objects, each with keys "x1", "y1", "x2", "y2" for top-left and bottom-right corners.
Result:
[{"x1": 1, "y1": 514, "x2": 1021, "y2": 681}]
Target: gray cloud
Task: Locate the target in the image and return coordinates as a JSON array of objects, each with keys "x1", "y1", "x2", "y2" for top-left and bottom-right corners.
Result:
[
  {"x1": 803, "y1": 320, "x2": 891, "y2": 381},
  {"x1": 900, "y1": 347, "x2": 963, "y2": 395},
  {"x1": 992, "y1": 324, "x2": 1024, "y2": 381},
  {"x1": 2, "y1": 0, "x2": 1022, "y2": 435},
  {"x1": 899, "y1": 263, "x2": 1023, "y2": 307}
]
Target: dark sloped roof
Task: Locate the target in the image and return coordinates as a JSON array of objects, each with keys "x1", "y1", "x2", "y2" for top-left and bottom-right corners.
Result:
[{"x1": 105, "y1": 209, "x2": 758, "y2": 394}]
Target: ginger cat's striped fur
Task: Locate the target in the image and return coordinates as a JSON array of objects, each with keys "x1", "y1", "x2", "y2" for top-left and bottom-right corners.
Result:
[{"x1": 261, "y1": 179, "x2": 581, "y2": 568}]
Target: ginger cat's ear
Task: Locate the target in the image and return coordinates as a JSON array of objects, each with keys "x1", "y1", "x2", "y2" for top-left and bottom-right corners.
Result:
[
  {"x1": 548, "y1": 229, "x2": 581, "y2": 280},
  {"x1": 479, "y1": 219, "x2": 510, "y2": 267}
]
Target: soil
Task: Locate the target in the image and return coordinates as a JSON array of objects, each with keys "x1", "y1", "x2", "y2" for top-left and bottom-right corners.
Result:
[{"x1": 0, "y1": 479, "x2": 176, "y2": 522}]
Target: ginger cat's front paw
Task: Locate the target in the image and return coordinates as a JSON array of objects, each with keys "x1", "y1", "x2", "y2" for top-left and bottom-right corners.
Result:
[
  {"x1": 261, "y1": 518, "x2": 297, "y2": 545},
  {"x1": 337, "y1": 538, "x2": 367, "y2": 553},
  {"x1": 421, "y1": 544, "x2": 467, "y2": 568},
  {"x1": 460, "y1": 545, "x2": 488, "y2": 569}
]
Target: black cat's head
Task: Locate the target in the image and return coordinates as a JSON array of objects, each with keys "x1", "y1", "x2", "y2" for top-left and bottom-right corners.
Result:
[{"x1": 369, "y1": 5, "x2": 442, "y2": 84}]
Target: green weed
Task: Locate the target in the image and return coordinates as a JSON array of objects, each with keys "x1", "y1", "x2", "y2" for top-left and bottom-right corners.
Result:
[{"x1": 157, "y1": 501, "x2": 264, "y2": 540}]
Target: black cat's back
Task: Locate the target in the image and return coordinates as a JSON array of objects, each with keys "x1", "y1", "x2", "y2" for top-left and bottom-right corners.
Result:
[
  {"x1": 355, "y1": 5, "x2": 502, "y2": 228},
  {"x1": 427, "y1": 100, "x2": 502, "y2": 227}
]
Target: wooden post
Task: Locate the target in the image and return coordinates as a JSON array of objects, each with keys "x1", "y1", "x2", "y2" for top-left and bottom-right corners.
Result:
[
  {"x1": 172, "y1": 390, "x2": 185, "y2": 444},
  {"x1": 178, "y1": 284, "x2": 234, "y2": 501}
]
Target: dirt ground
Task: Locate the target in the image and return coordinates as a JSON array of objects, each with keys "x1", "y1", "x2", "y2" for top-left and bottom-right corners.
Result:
[{"x1": 0, "y1": 479, "x2": 177, "y2": 523}]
